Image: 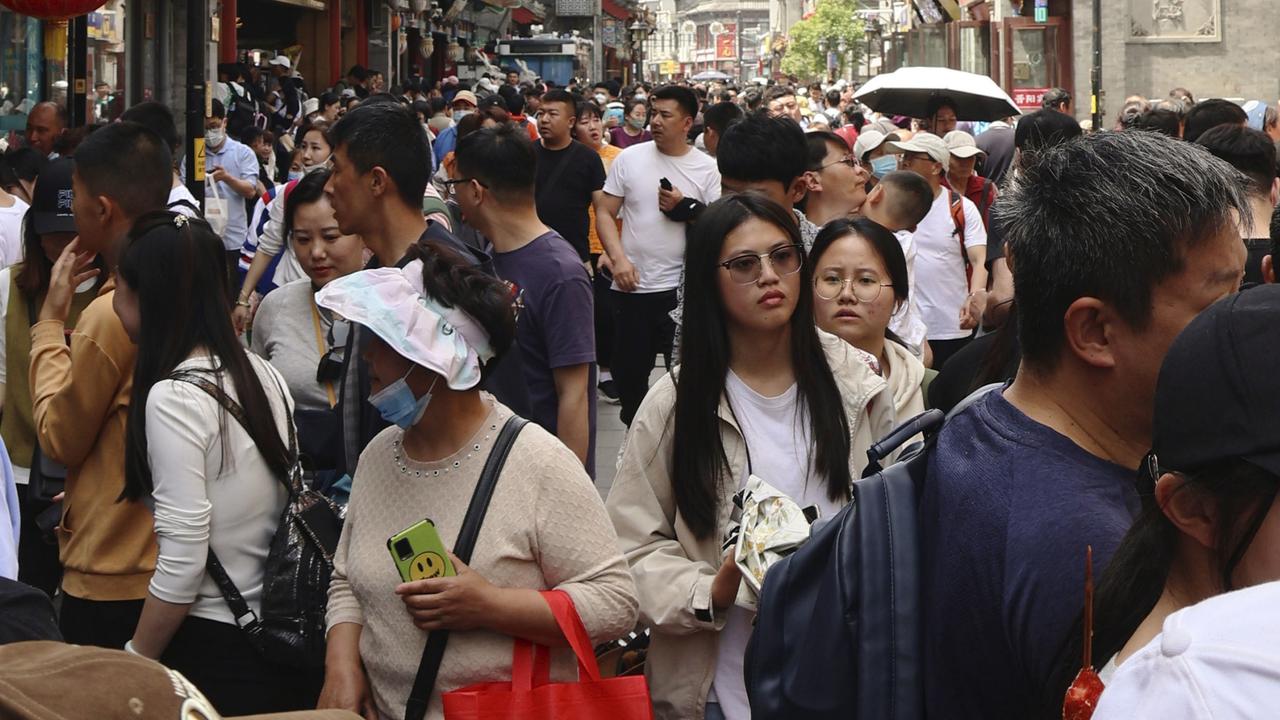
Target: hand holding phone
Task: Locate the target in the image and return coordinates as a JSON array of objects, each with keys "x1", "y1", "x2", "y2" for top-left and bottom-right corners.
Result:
[{"x1": 387, "y1": 518, "x2": 455, "y2": 582}]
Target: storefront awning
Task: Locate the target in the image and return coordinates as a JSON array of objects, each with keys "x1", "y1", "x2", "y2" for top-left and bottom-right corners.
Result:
[
  {"x1": 264, "y1": 0, "x2": 326, "y2": 10},
  {"x1": 602, "y1": 0, "x2": 630, "y2": 21}
]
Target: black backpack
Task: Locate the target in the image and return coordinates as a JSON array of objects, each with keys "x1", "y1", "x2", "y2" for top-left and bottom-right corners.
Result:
[{"x1": 745, "y1": 386, "x2": 999, "y2": 720}]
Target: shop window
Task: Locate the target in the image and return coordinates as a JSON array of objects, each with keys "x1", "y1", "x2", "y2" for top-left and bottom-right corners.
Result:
[
  {"x1": 956, "y1": 23, "x2": 988, "y2": 75},
  {"x1": 1010, "y1": 26, "x2": 1056, "y2": 90}
]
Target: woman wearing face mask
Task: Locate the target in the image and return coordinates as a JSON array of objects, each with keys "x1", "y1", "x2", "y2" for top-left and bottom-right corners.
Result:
[
  {"x1": 116, "y1": 212, "x2": 317, "y2": 713},
  {"x1": 234, "y1": 120, "x2": 333, "y2": 334},
  {"x1": 853, "y1": 130, "x2": 900, "y2": 191},
  {"x1": 251, "y1": 170, "x2": 366, "y2": 492},
  {"x1": 606, "y1": 194, "x2": 895, "y2": 720},
  {"x1": 315, "y1": 241, "x2": 637, "y2": 720},
  {"x1": 608, "y1": 98, "x2": 653, "y2": 150},
  {"x1": 809, "y1": 218, "x2": 925, "y2": 426}
]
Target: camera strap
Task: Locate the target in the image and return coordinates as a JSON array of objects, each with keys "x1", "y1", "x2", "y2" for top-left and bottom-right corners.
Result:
[{"x1": 310, "y1": 298, "x2": 337, "y2": 408}]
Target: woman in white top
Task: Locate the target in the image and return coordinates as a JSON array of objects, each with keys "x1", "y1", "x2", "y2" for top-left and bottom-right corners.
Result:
[
  {"x1": 605, "y1": 194, "x2": 896, "y2": 720},
  {"x1": 317, "y1": 242, "x2": 637, "y2": 720},
  {"x1": 251, "y1": 169, "x2": 365, "y2": 479},
  {"x1": 810, "y1": 217, "x2": 926, "y2": 426},
  {"x1": 114, "y1": 212, "x2": 316, "y2": 715}
]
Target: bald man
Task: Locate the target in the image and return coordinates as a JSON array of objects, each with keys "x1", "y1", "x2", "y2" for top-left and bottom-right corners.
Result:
[{"x1": 26, "y1": 102, "x2": 67, "y2": 158}]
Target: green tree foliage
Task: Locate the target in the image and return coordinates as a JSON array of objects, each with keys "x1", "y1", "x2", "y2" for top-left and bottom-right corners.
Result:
[{"x1": 780, "y1": 0, "x2": 865, "y2": 80}]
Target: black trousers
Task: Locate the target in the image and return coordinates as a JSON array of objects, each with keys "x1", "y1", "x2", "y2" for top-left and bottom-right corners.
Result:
[
  {"x1": 16, "y1": 484, "x2": 61, "y2": 598},
  {"x1": 59, "y1": 593, "x2": 143, "y2": 649},
  {"x1": 930, "y1": 335, "x2": 973, "y2": 372},
  {"x1": 611, "y1": 289, "x2": 676, "y2": 426},
  {"x1": 590, "y1": 255, "x2": 614, "y2": 370},
  {"x1": 161, "y1": 616, "x2": 322, "y2": 715}
]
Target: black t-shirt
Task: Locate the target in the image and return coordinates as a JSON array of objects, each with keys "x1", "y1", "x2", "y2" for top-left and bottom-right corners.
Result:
[{"x1": 534, "y1": 140, "x2": 606, "y2": 261}]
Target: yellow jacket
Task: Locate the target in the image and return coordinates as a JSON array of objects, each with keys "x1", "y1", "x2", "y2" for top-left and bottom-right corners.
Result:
[{"x1": 30, "y1": 283, "x2": 156, "y2": 601}]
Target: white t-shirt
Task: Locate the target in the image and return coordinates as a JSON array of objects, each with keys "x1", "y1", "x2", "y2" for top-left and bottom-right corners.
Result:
[
  {"x1": 0, "y1": 196, "x2": 28, "y2": 269},
  {"x1": 911, "y1": 189, "x2": 987, "y2": 341},
  {"x1": 709, "y1": 371, "x2": 844, "y2": 719},
  {"x1": 602, "y1": 142, "x2": 720, "y2": 293},
  {"x1": 888, "y1": 228, "x2": 928, "y2": 353},
  {"x1": 167, "y1": 184, "x2": 202, "y2": 218}
]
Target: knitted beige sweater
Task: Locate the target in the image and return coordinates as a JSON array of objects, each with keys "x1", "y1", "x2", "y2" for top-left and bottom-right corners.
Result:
[{"x1": 326, "y1": 400, "x2": 638, "y2": 720}]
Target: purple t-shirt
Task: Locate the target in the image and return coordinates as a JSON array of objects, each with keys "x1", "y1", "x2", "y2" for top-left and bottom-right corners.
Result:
[
  {"x1": 609, "y1": 126, "x2": 652, "y2": 149},
  {"x1": 491, "y1": 230, "x2": 597, "y2": 474}
]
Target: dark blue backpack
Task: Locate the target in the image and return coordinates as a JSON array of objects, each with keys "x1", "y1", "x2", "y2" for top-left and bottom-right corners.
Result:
[
  {"x1": 743, "y1": 409, "x2": 938, "y2": 720},
  {"x1": 745, "y1": 386, "x2": 999, "y2": 720}
]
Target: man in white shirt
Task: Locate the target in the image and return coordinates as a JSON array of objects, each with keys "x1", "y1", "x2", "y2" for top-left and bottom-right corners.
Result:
[
  {"x1": 887, "y1": 132, "x2": 988, "y2": 369},
  {"x1": 595, "y1": 85, "x2": 720, "y2": 425}
]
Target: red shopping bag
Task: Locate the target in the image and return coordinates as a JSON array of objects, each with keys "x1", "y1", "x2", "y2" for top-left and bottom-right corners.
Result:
[{"x1": 443, "y1": 590, "x2": 653, "y2": 720}]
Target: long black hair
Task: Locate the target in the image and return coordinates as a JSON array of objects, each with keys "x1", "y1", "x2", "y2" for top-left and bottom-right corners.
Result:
[
  {"x1": 1049, "y1": 457, "x2": 1280, "y2": 709},
  {"x1": 120, "y1": 212, "x2": 292, "y2": 500},
  {"x1": 672, "y1": 193, "x2": 852, "y2": 539},
  {"x1": 808, "y1": 217, "x2": 910, "y2": 348}
]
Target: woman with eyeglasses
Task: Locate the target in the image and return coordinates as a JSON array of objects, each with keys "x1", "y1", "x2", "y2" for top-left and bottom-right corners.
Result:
[
  {"x1": 810, "y1": 218, "x2": 926, "y2": 426},
  {"x1": 606, "y1": 193, "x2": 896, "y2": 720},
  {"x1": 250, "y1": 169, "x2": 366, "y2": 488}
]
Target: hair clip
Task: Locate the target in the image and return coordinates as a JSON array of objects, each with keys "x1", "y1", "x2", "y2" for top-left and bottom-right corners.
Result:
[{"x1": 173, "y1": 214, "x2": 188, "y2": 228}]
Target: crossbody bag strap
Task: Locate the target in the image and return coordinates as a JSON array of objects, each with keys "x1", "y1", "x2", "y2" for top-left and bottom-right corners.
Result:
[{"x1": 404, "y1": 415, "x2": 528, "y2": 720}]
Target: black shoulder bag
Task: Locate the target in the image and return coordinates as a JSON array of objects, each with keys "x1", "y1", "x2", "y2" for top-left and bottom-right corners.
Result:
[{"x1": 404, "y1": 415, "x2": 528, "y2": 720}]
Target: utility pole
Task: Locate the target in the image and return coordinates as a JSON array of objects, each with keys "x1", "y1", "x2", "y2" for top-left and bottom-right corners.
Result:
[
  {"x1": 735, "y1": 10, "x2": 742, "y2": 84},
  {"x1": 1090, "y1": 0, "x2": 1103, "y2": 130},
  {"x1": 185, "y1": 0, "x2": 207, "y2": 208},
  {"x1": 70, "y1": 15, "x2": 88, "y2": 127}
]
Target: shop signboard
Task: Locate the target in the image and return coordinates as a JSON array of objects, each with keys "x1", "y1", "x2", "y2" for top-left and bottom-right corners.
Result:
[
  {"x1": 1012, "y1": 87, "x2": 1048, "y2": 109},
  {"x1": 715, "y1": 33, "x2": 736, "y2": 60}
]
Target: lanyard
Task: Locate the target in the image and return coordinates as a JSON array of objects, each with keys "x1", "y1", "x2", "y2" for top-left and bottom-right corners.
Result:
[{"x1": 310, "y1": 298, "x2": 338, "y2": 408}]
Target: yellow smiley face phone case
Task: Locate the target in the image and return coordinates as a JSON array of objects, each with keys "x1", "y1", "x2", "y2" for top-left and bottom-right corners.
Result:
[{"x1": 387, "y1": 518, "x2": 456, "y2": 582}]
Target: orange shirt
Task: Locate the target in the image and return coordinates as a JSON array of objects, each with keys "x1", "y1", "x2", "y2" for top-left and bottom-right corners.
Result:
[{"x1": 587, "y1": 143, "x2": 623, "y2": 256}]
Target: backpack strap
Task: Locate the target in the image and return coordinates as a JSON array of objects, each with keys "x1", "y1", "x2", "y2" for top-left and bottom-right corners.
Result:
[
  {"x1": 947, "y1": 188, "x2": 971, "y2": 276},
  {"x1": 404, "y1": 415, "x2": 529, "y2": 720},
  {"x1": 167, "y1": 369, "x2": 299, "y2": 646}
]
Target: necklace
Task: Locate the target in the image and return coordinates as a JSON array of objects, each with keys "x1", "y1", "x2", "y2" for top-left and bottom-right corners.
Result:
[{"x1": 392, "y1": 421, "x2": 500, "y2": 477}]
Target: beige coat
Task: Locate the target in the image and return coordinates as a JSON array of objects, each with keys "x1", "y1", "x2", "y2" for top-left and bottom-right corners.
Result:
[
  {"x1": 605, "y1": 330, "x2": 898, "y2": 720},
  {"x1": 883, "y1": 338, "x2": 927, "y2": 426}
]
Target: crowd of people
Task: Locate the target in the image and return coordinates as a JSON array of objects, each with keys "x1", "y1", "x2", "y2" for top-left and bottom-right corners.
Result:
[{"x1": 0, "y1": 53, "x2": 1279, "y2": 720}]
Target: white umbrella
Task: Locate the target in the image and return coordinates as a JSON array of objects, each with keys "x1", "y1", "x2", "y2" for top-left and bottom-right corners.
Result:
[
  {"x1": 854, "y1": 66, "x2": 1020, "y2": 121},
  {"x1": 691, "y1": 70, "x2": 733, "y2": 82}
]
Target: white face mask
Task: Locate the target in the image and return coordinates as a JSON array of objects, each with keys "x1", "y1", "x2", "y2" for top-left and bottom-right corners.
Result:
[
  {"x1": 634, "y1": 93, "x2": 647, "y2": 102},
  {"x1": 287, "y1": 169, "x2": 304, "y2": 182},
  {"x1": 205, "y1": 127, "x2": 226, "y2": 148},
  {"x1": 594, "y1": 93, "x2": 608, "y2": 105}
]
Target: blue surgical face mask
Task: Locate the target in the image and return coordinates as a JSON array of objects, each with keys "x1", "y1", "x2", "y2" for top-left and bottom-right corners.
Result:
[
  {"x1": 871, "y1": 155, "x2": 897, "y2": 179},
  {"x1": 287, "y1": 169, "x2": 304, "y2": 182},
  {"x1": 453, "y1": 109, "x2": 473, "y2": 123},
  {"x1": 368, "y1": 367, "x2": 438, "y2": 430}
]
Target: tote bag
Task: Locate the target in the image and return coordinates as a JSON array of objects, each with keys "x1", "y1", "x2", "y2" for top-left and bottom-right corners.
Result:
[
  {"x1": 204, "y1": 176, "x2": 229, "y2": 238},
  {"x1": 443, "y1": 590, "x2": 653, "y2": 720}
]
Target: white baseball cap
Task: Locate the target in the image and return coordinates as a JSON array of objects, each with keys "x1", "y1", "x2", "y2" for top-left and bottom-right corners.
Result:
[
  {"x1": 943, "y1": 130, "x2": 984, "y2": 159},
  {"x1": 268, "y1": 55, "x2": 292, "y2": 69},
  {"x1": 853, "y1": 129, "x2": 897, "y2": 162},
  {"x1": 1092, "y1": 580, "x2": 1280, "y2": 720},
  {"x1": 887, "y1": 132, "x2": 950, "y2": 171}
]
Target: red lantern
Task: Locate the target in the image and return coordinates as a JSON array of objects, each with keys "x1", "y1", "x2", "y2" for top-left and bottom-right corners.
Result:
[{"x1": 0, "y1": 0, "x2": 109, "y2": 20}]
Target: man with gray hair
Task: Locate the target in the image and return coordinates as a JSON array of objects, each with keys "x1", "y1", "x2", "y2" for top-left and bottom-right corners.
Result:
[{"x1": 919, "y1": 130, "x2": 1250, "y2": 719}]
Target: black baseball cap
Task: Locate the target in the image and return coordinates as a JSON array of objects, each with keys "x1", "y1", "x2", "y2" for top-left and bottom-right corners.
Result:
[
  {"x1": 1153, "y1": 284, "x2": 1280, "y2": 476},
  {"x1": 29, "y1": 157, "x2": 76, "y2": 235}
]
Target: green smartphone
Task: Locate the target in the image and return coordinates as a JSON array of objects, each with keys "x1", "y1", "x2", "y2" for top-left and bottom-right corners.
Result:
[{"x1": 387, "y1": 518, "x2": 455, "y2": 582}]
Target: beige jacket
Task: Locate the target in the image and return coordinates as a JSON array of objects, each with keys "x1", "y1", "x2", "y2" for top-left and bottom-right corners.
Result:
[
  {"x1": 605, "y1": 330, "x2": 897, "y2": 720},
  {"x1": 883, "y1": 338, "x2": 927, "y2": 426}
]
